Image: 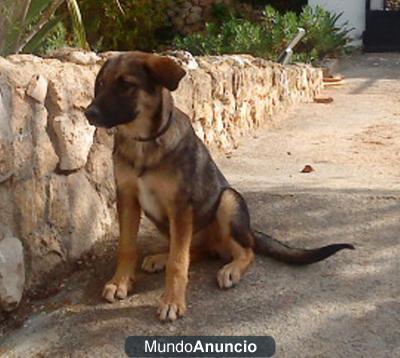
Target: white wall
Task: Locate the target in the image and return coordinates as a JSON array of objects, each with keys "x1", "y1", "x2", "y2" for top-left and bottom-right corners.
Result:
[
  {"x1": 308, "y1": 0, "x2": 366, "y2": 45},
  {"x1": 370, "y1": 0, "x2": 384, "y2": 10}
]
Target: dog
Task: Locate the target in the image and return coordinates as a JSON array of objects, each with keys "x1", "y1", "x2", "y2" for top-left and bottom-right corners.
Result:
[{"x1": 84, "y1": 51, "x2": 354, "y2": 322}]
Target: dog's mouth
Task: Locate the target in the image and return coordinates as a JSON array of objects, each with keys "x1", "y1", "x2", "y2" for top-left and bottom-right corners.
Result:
[
  {"x1": 90, "y1": 121, "x2": 114, "y2": 129},
  {"x1": 84, "y1": 106, "x2": 138, "y2": 128}
]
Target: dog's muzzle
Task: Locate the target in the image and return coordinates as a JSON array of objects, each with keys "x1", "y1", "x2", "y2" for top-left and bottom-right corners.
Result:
[{"x1": 84, "y1": 105, "x2": 103, "y2": 127}]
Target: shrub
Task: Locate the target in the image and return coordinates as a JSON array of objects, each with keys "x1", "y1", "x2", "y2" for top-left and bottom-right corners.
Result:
[
  {"x1": 79, "y1": 0, "x2": 172, "y2": 52},
  {"x1": 174, "y1": 17, "x2": 271, "y2": 58},
  {"x1": 36, "y1": 22, "x2": 68, "y2": 54},
  {"x1": 173, "y1": 5, "x2": 352, "y2": 63},
  {"x1": 297, "y1": 6, "x2": 353, "y2": 60}
]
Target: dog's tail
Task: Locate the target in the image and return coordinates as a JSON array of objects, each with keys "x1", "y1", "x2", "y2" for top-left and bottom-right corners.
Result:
[{"x1": 253, "y1": 230, "x2": 355, "y2": 265}]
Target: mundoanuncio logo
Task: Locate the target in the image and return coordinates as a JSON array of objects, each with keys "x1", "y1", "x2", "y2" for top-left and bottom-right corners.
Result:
[{"x1": 125, "y1": 336, "x2": 276, "y2": 357}]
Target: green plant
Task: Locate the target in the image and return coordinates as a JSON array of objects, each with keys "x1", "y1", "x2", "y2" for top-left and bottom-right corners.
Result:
[
  {"x1": 297, "y1": 5, "x2": 353, "y2": 60},
  {"x1": 261, "y1": 6, "x2": 299, "y2": 56},
  {"x1": 35, "y1": 21, "x2": 68, "y2": 54},
  {"x1": 174, "y1": 15, "x2": 271, "y2": 58},
  {"x1": 173, "y1": 5, "x2": 352, "y2": 63},
  {"x1": 79, "y1": 0, "x2": 172, "y2": 52},
  {"x1": 65, "y1": 0, "x2": 87, "y2": 49},
  {"x1": 1, "y1": 0, "x2": 87, "y2": 56}
]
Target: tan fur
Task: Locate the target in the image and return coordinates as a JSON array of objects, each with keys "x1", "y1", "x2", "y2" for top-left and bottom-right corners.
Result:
[
  {"x1": 158, "y1": 206, "x2": 193, "y2": 320},
  {"x1": 117, "y1": 88, "x2": 160, "y2": 139},
  {"x1": 216, "y1": 189, "x2": 240, "y2": 239},
  {"x1": 141, "y1": 253, "x2": 168, "y2": 273},
  {"x1": 216, "y1": 240, "x2": 254, "y2": 289},
  {"x1": 103, "y1": 164, "x2": 140, "y2": 302}
]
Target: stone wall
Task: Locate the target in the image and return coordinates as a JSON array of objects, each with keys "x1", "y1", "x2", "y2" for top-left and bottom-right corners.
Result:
[
  {"x1": 167, "y1": 0, "x2": 261, "y2": 35},
  {"x1": 168, "y1": 0, "x2": 234, "y2": 34},
  {"x1": 0, "y1": 49, "x2": 322, "y2": 311}
]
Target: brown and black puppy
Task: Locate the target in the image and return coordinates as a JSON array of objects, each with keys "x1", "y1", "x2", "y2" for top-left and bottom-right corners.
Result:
[{"x1": 85, "y1": 52, "x2": 354, "y2": 322}]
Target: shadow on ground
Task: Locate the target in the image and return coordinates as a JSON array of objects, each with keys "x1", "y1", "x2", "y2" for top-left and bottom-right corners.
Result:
[{"x1": 1, "y1": 187, "x2": 399, "y2": 357}]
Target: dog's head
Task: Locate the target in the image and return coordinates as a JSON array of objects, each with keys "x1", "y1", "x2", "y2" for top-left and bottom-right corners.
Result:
[{"x1": 84, "y1": 52, "x2": 186, "y2": 128}]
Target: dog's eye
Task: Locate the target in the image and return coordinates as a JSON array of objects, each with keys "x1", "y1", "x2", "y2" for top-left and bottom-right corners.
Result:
[{"x1": 119, "y1": 77, "x2": 136, "y2": 91}]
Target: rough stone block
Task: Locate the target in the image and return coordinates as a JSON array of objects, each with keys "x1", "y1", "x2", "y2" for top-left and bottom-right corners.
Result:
[
  {"x1": 67, "y1": 172, "x2": 113, "y2": 260},
  {"x1": 0, "y1": 236, "x2": 25, "y2": 312},
  {"x1": 26, "y1": 74, "x2": 48, "y2": 103},
  {"x1": 0, "y1": 83, "x2": 13, "y2": 183},
  {"x1": 51, "y1": 111, "x2": 95, "y2": 171}
]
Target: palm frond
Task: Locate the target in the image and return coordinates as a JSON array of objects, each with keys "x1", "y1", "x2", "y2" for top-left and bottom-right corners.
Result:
[
  {"x1": 16, "y1": 0, "x2": 64, "y2": 53},
  {"x1": 22, "y1": 14, "x2": 65, "y2": 53},
  {"x1": 66, "y1": 0, "x2": 88, "y2": 50}
]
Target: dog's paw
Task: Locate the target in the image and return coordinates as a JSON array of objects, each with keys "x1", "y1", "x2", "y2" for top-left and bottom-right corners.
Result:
[
  {"x1": 141, "y1": 253, "x2": 168, "y2": 273},
  {"x1": 102, "y1": 274, "x2": 134, "y2": 302},
  {"x1": 157, "y1": 300, "x2": 186, "y2": 322},
  {"x1": 217, "y1": 263, "x2": 242, "y2": 289}
]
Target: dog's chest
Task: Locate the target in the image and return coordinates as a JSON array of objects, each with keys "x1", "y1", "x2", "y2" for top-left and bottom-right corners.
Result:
[{"x1": 137, "y1": 176, "x2": 165, "y2": 222}]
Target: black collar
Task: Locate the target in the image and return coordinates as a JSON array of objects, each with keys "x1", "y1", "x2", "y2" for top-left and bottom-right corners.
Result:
[{"x1": 133, "y1": 111, "x2": 174, "y2": 142}]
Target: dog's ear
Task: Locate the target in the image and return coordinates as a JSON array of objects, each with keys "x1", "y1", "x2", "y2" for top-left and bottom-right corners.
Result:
[{"x1": 145, "y1": 55, "x2": 186, "y2": 91}]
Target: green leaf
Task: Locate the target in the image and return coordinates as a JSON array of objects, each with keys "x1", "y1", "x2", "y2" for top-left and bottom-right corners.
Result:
[
  {"x1": 13, "y1": 0, "x2": 64, "y2": 54},
  {"x1": 66, "y1": 0, "x2": 88, "y2": 49},
  {"x1": 26, "y1": 0, "x2": 54, "y2": 24},
  {"x1": 22, "y1": 15, "x2": 63, "y2": 53}
]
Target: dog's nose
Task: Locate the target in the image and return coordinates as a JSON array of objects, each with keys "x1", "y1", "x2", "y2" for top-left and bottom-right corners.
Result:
[{"x1": 84, "y1": 106, "x2": 100, "y2": 124}]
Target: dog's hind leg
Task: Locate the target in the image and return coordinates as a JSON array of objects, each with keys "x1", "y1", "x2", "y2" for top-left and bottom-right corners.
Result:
[
  {"x1": 142, "y1": 246, "x2": 209, "y2": 273},
  {"x1": 142, "y1": 253, "x2": 168, "y2": 273},
  {"x1": 216, "y1": 241, "x2": 254, "y2": 289},
  {"x1": 214, "y1": 188, "x2": 255, "y2": 289}
]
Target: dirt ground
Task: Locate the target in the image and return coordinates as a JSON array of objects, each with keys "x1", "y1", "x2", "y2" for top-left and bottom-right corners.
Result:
[{"x1": 1, "y1": 53, "x2": 399, "y2": 357}]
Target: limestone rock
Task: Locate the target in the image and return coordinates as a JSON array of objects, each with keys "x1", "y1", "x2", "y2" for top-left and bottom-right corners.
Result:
[
  {"x1": 51, "y1": 112, "x2": 95, "y2": 171},
  {"x1": 0, "y1": 236, "x2": 25, "y2": 312},
  {"x1": 67, "y1": 172, "x2": 113, "y2": 260},
  {"x1": 0, "y1": 83, "x2": 13, "y2": 183},
  {"x1": 186, "y1": 12, "x2": 202, "y2": 24},
  {"x1": 182, "y1": 1, "x2": 192, "y2": 11},
  {"x1": 32, "y1": 105, "x2": 59, "y2": 176},
  {"x1": 47, "y1": 66, "x2": 96, "y2": 113},
  {"x1": 10, "y1": 87, "x2": 35, "y2": 179},
  {"x1": 46, "y1": 48, "x2": 101, "y2": 65},
  {"x1": 199, "y1": 0, "x2": 214, "y2": 5},
  {"x1": 191, "y1": 5, "x2": 203, "y2": 14},
  {"x1": 25, "y1": 227, "x2": 66, "y2": 290},
  {"x1": 0, "y1": 186, "x2": 15, "y2": 239},
  {"x1": 26, "y1": 74, "x2": 48, "y2": 103},
  {"x1": 48, "y1": 174, "x2": 70, "y2": 230},
  {"x1": 13, "y1": 178, "x2": 46, "y2": 237},
  {"x1": 68, "y1": 51, "x2": 100, "y2": 65},
  {"x1": 167, "y1": 51, "x2": 199, "y2": 70},
  {"x1": 167, "y1": 9, "x2": 176, "y2": 17},
  {"x1": 172, "y1": 17, "x2": 185, "y2": 28},
  {"x1": 86, "y1": 140, "x2": 115, "y2": 197}
]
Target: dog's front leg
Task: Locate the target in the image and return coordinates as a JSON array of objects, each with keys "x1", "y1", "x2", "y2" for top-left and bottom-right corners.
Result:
[
  {"x1": 103, "y1": 186, "x2": 140, "y2": 302},
  {"x1": 158, "y1": 207, "x2": 193, "y2": 322}
]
